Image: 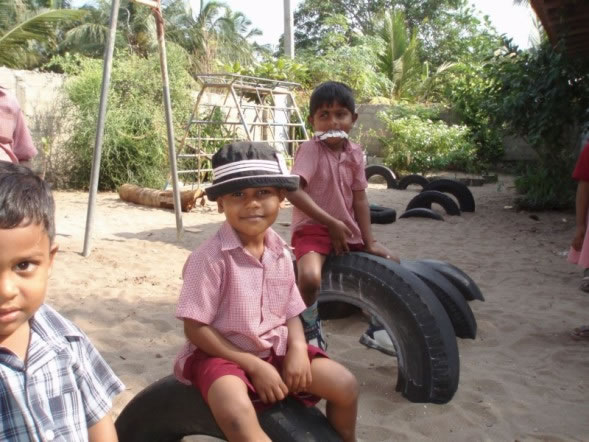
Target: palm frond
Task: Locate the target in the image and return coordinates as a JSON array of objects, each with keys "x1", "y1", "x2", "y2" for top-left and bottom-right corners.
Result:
[{"x1": 0, "y1": 8, "x2": 85, "y2": 67}]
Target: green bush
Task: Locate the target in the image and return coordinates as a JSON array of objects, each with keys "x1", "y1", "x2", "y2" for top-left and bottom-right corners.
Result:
[
  {"x1": 379, "y1": 113, "x2": 478, "y2": 174},
  {"x1": 61, "y1": 44, "x2": 194, "y2": 190},
  {"x1": 514, "y1": 161, "x2": 576, "y2": 211}
]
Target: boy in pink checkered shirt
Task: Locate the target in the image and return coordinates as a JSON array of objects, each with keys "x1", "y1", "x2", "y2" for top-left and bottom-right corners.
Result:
[
  {"x1": 288, "y1": 81, "x2": 399, "y2": 353},
  {"x1": 174, "y1": 142, "x2": 358, "y2": 441}
]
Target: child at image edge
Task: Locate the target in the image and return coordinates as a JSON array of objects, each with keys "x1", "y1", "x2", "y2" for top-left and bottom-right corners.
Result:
[
  {"x1": 287, "y1": 81, "x2": 399, "y2": 352},
  {"x1": 173, "y1": 142, "x2": 358, "y2": 441},
  {"x1": 0, "y1": 162, "x2": 124, "y2": 441},
  {"x1": 567, "y1": 140, "x2": 589, "y2": 340}
]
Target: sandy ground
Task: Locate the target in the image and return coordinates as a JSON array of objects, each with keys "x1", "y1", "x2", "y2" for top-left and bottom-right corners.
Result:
[{"x1": 46, "y1": 176, "x2": 589, "y2": 441}]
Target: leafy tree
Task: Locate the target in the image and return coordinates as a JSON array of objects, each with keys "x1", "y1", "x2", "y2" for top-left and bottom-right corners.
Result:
[{"x1": 294, "y1": 0, "x2": 462, "y2": 53}]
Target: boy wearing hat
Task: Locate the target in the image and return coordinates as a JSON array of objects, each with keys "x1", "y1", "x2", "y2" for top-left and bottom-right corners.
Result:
[{"x1": 173, "y1": 142, "x2": 358, "y2": 442}]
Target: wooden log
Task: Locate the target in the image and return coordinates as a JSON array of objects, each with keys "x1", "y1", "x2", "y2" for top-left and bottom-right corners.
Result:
[{"x1": 118, "y1": 184, "x2": 204, "y2": 212}]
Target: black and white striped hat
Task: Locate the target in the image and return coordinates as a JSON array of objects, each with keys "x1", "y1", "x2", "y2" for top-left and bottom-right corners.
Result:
[{"x1": 205, "y1": 142, "x2": 299, "y2": 201}]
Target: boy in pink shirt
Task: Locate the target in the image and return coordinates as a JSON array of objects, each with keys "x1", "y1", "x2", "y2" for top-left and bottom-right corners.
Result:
[
  {"x1": 288, "y1": 81, "x2": 399, "y2": 353},
  {"x1": 174, "y1": 142, "x2": 358, "y2": 441},
  {"x1": 0, "y1": 87, "x2": 37, "y2": 165}
]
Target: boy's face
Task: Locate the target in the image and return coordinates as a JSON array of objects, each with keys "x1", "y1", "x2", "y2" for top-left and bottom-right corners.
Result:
[
  {"x1": 308, "y1": 101, "x2": 358, "y2": 150},
  {"x1": 217, "y1": 187, "x2": 285, "y2": 243},
  {"x1": 0, "y1": 222, "x2": 58, "y2": 350}
]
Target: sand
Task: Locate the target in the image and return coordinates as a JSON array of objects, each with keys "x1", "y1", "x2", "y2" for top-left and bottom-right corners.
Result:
[{"x1": 46, "y1": 176, "x2": 589, "y2": 441}]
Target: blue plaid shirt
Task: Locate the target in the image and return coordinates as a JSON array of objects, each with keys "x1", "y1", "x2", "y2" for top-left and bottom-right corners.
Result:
[{"x1": 0, "y1": 304, "x2": 124, "y2": 441}]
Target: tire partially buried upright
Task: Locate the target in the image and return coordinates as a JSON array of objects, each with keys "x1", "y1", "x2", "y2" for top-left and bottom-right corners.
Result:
[
  {"x1": 424, "y1": 179, "x2": 475, "y2": 212},
  {"x1": 320, "y1": 252, "x2": 460, "y2": 404},
  {"x1": 365, "y1": 164, "x2": 398, "y2": 188}
]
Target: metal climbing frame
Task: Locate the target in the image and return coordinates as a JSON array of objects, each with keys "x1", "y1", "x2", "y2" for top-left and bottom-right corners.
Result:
[{"x1": 176, "y1": 73, "x2": 309, "y2": 188}]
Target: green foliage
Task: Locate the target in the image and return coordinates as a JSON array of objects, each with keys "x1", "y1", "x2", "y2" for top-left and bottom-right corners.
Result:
[
  {"x1": 514, "y1": 161, "x2": 576, "y2": 211},
  {"x1": 486, "y1": 41, "x2": 589, "y2": 157},
  {"x1": 379, "y1": 112, "x2": 478, "y2": 173},
  {"x1": 485, "y1": 41, "x2": 589, "y2": 209},
  {"x1": 294, "y1": 0, "x2": 464, "y2": 53},
  {"x1": 376, "y1": 9, "x2": 421, "y2": 99},
  {"x1": 441, "y1": 62, "x2": 504, "y2": 164},
  {"x1": 0, "y1": 0, "x2": 86, "y2": 68},
  {"x1": 224, "y1": 57, "x2": 310, "y2": 86},
  {"x1": 299, "y1": 36, "x2": 392, "y2": 102},
  {"x1": 62, "y1": 44, "x2": 194, "y2": 190}
]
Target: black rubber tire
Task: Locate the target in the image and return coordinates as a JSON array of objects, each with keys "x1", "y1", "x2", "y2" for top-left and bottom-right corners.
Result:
[
  {"x1": 115, "y1": 375, "x2": 341, "y2": 442},
  {"x1": 399, "y1": 208, "x2": 444, "y2": 221},
  {"x1": 365, "y1": 164, "x2": 398, "y2": 188},
  {"x1": 369, "y1": 204, "x2": 397, "y2": 224},
  {"x1": 406, "y1": 190, "x2": 461, "y2": 216},
  {"x1": 417, "y1": 259, "x2": 485, "y2": 302},
  {"x1": 319, "y1": 252, "x2": 459, "y2": 404},
  {"x1": 400, "y1": 260, "x2": 477, "y2": 339},
  {"x1": 397, "y1": 174, "x2": 429, "y2": 190},
  {"x1": 424, "y1": 179, "x2": 475, "y2": 212}
]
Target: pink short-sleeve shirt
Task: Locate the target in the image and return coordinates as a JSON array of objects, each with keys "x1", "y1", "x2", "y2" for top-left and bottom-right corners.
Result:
[
  {"x1": 291, "y1": 137, "x2": 368, "y2": 244},
  {"x1": 0, "y1": 89, "x2": 37, "y2": 163},
  {"x1": 174, "y1": 222, "x2": 306, "y2": 383}
]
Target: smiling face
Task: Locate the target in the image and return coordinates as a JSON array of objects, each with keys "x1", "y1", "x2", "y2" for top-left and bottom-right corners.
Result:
[
  {"x1": 308, "y1": 101, "x2": 358, "y2": 151},
  {"x1": 217, "y1": 187, "x2": 286, "y2": 245},
  {"x1": 0, "y1": 222, "x2": 57, "y2": 355}
]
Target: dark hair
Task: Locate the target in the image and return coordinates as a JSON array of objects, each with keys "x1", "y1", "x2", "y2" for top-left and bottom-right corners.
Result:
[
  {"x1": 309, "y1": 81, "x2": 356, "y2": 117},
  {"x1": 0, "y1": 162, "x2": 55, "y2": 242}
]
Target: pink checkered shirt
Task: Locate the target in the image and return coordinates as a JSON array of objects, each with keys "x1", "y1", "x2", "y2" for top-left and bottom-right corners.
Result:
[
  {"x1": 291, "y1": 137, "x2": 368, "y2": 244},
  {"x1": 0, "y1": 89, "x2": 37, "y2": 163},
  {"x1": 174, "y1": 222, "x2": 306, "y2": 383}
]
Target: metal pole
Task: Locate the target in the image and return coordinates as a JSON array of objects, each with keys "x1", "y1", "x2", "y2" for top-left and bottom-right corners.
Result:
[
  {"x1": 283, "y1": 0, "x2": 294, "y2": 58},
  {"x1": 82, "y1": 0, "x2": 120, "y2": 257},
  {"x1": 154, "y1": 3, "x2": 183, "y2": 239}
]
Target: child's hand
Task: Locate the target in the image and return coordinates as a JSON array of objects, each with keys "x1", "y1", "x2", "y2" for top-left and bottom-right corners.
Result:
[
  {"x1": 282, "y1": 342, "x2": 312, "y2": 393},
  {"x1": 327, "y1": 219, "x2": 352, "y2": 254},
  {"x1": 572, "y1": 226, "x2": 586, "y2": 251},
  {"x1": 365, "y1": 241, "x2": 400, "y2": 263},
  {"x1": 248, "y1": 359, "x2": 289, "y2": 404}
]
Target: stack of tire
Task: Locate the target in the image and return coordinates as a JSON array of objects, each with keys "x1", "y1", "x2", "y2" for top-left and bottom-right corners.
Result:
[{"x1": 115, "y1": 253, "x2": 483, "y2": 441}]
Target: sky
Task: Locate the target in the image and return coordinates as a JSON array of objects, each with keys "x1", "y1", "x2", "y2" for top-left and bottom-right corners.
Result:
[{"x1": 209, "y1": 0, "x2": 538, "y2": 49}]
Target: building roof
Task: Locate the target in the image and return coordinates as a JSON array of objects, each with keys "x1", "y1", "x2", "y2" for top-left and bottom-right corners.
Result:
[{"x1": 530, "y1": 0, "x2": 589, "y2": 59}]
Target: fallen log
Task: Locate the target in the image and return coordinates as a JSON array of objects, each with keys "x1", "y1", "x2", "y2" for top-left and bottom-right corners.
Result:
[{"x1": 118, "y1": 184, "x2": 204, "y2": 212}]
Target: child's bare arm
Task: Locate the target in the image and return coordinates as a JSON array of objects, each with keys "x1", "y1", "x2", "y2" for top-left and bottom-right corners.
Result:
[
  {"x1": 283, "y1": 316, "x2": 312, "y2": 393},
  {"x1": 88, "y1": 414, "x2": 118, "y2": 442},
  {"x1": 288, "y1": 187, "x2": 352, "y2": 254},
  {"x1": 184, "y1": 319, "x2": 288, "y2": 403},
  {"x1": 352, "y1": 189, "x2": 399, "y2": 262},
  {"x1": 573, "y1": 180, "x2": 589, "y2": 250}
]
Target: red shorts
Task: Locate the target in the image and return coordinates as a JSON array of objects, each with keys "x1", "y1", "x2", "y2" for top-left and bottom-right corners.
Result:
[
  {"x1": 291, "y1": 224, "x2": 364, "y2": 261},
  {"x1": 183, "y1": 345, "x2": 328, "y2": 411}
]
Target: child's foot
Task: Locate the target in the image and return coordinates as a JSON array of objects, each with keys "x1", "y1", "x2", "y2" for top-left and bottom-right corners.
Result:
[
  {"x1": 359, "y1": 325, "x2": 396, "y2": 356},
  {"x1": 305, "y1": 318, "x2": 328, "y2": 351},
  {"x1": 581, "y1": 275, "x2": 589, "y2": 292},
  {"x1": 570, "y1": 325, "x2": 589, "y2": 340}
]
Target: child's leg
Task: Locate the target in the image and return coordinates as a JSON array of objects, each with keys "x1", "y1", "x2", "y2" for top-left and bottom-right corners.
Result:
[
  {"x1": 297, "y1": 252, "x2": 328, "y2": 349},
  {"x1": 296, "y1": 251, "x2": 326, "y2": 306},
  {"x1": 306, "y1": 358, "x2": 358, "y2": 442},
  {"x1": 207, "y1": 375, "x2": 270, "y2": 442}
]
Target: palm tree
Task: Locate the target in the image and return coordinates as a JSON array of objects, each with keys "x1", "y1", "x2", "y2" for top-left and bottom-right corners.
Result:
[
  {"x1": 0, "y1": 0, "x2": 85, "y2": 68},
  {"x1": 164, "y1": 0, "x2": 259, "y2": 73},
  {"x1": 376, "y1": 9, "x2": 421, "y2": 99}
]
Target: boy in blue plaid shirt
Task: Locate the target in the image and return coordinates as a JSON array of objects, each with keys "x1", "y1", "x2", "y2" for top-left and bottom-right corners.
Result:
[{"x1": 0, "y1": 162, "x2": 124, "y2": 441}]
